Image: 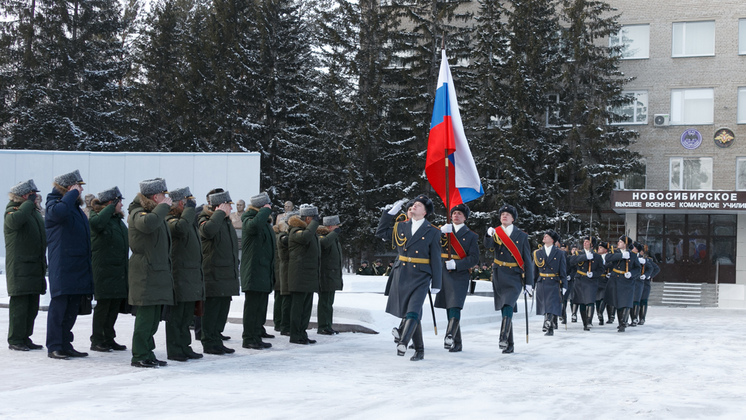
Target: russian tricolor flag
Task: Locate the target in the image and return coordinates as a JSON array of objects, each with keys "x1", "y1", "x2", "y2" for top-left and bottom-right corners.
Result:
[{"x1": 425, "y1": 49, "x2": 484, "y2": 207}]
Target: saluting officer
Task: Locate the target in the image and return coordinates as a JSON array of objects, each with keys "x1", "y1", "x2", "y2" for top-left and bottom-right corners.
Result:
[
  {"x1": 533, "y1": 230, "x2": 566, "y2": 337},
  {"x1": 568, "y1": 236, "x2": 604, "y2": 331},
  {"x1": 376, "y1": 195, "x2": 442, "y2": 361},
  {"x1": 605, "y1": 235, "x2": 641, "y2": 332},
  {"x1": 434, "y1": 204, "x2": 480, "y2": 353},
  {"x1": 484, "y1": 204, "x2": 534, "y2": 354}
]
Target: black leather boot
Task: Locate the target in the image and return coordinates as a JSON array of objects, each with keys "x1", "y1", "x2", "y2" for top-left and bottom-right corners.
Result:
[
  {"x1": 580, "y1": 306, "x2": 590, "y2": 331},
  {"x1": 639, "y1": 304, "x2": 648, "y2": 325},
  {"x1": 449, "y1": 326, "x2": 462, "y2": 353},
  {"x1": 630, "y1": 306, "x2": 639, "y2": 327},
  {"x1": 607, "y1": 305, "x2": 615, "y2": 324},
  {"x1": 597, "y1": 300, "x2": 605, "y2": 325},
  {"x1": 444, "y1": 317, "x2": 459, "y2": 349},
  {"x1": 392, "y1": 319, "x2": 405, "y2": 343},
  {"x1": 552, "y1": 314, "x2": 558, "y2": 330},
  {"x1": 544, "y1": 314, "x2": 554, "y2": 336},
  {"x1": 410, "y1": 323, "x2": 424, "y2": 361},
  {"x1": 617, "y1": 308, "x2": 626, "y2": 332},
  {"x1": 560, "y1": 301, "x2": 567, "y2": 324},
  {"x1": 586, "y1": 305, "x2": 594, "y2": 330},
  {"x1": 397, "y1": 319, "x2": 418, "y2": 356},
  {"x1": 502, "y1": 321, "x2": 514, "y2": 354},
  {"x1": 571, "y1": 304, "x2": 579, "y2": 323},
  {"x1": 499, "y1": 317, "x2": 511, "y2": 349}
]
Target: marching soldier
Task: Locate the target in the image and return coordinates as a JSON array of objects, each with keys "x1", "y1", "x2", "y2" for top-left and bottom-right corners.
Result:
[
  {"x1": 484, "y1": 204, "x2": 534, "y2": 354},
  {"x1": 376, "y1": 195, "x2": 442, "y2": 361},
  {"x1": 605, "y1": 235, "x2": 641, "y2": 332},
  {"x1": 568, "y1": 236, "x2": 604, "y2": 331},
  {"x1": 434, "y1": 204, "x2": 480, "y2": 352},
  {"x1": 636, "y1": 245, "x2": 660, "y2": 325},
  {"x1": 562, "y1": 242, "x2": 576, "y2": 325},
  {"x1": 5, "y1": 179, "x2": 46, "y2": 352},
  {"x1": 533, "y1": 230, "x2": 566, "y2": 336},
  {"x1": 595, "y1": 241, "x2": 612, "y2": 325},
  {"x1": 165, "y1": 187, "x2": 204, "y2": 361}
]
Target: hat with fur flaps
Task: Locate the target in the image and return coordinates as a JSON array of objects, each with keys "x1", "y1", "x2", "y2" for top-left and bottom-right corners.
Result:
[
  {"x1": 169, "y1": 187, "x2": 194, "y2": 202},
  {"x1": 208, "y1": 190, "x2": 233, "y2": 206},
  {"x1": 250, "y1": 192, "x2": 271, "y2": 207},
  {"x1": 582, "y1": 235, "x2": 599, "y2": 248},
  {"x1": 10, "y1": 179, "x2": 39, "y2": 196},
  {"x1": 413, "y1": 194, "x2": 434, "y2": 216},
  {"x1": 619, "y1": 235, "x2": 634, "y2": 248},
  {"x1": 139, "y1": 178, "x2": 168, "y2": 196},
  {"x1": 299, "y1": 204, "x2": 318, "y2": 217},
  {"x1": 597, "y1": 241, "x2": 610, "y2": 251},
  {"x1": 97, "y1": 186, "x2": 123, "y2": 203},
  {"x1": 498, "y1": 204, "x2": 518, "y2": 221},
  {"x1": 450, "y1": 203, "x2": 470, "y2": 220},
  {"x1": 545, "y1": 230, "x2": 561, "y2": 245},
  {"x1": 323, "y1": 215, "x2": 340, "y2": 226},
  {"x1": 55, "y1": 170, "x2": 85, "y2": 188}
]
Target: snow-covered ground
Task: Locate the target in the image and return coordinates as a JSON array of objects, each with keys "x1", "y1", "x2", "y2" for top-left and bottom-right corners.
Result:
[{"x1": 0, "y1": 274, "x2": 744, "y2": 419}]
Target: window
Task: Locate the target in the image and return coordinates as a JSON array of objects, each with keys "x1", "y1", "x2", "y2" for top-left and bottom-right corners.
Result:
[
  {"x1": 736, "y1": 158, "x2": 746, "y2": 190},
  {"x1": 672, "y1": 21, "x2": 715, "y2": 57},
  {"x1": 738, "y1": 87, "x2": 746, "y2": 123},
  {"x1": 740, "y1": 19, "x2": 746, "y2": 54},
  {"x1": 670, "y1": 157, "x2": 713, "y2": 190},
  {"x1": 670, "y1": 88, "x2": 714, "y2": 125},
  {"x1": 546, "y1": 93, "x2": 570, "y2": 127},
  {"x1": 610, "y1": 24, "x2": 650, "y2": 59},
  {"x1": 612, "y1": 91, "x2": 648, "y2": 124}
]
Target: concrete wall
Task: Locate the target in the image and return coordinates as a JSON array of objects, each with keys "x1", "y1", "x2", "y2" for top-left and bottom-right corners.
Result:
[{"x1": 0, "y1": 150, "x2": 261, "y2": 257}]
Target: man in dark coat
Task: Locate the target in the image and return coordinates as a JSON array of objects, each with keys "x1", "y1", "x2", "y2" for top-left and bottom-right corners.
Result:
[
  {"x1": 605, "y1": 235, "x2": 642, "y2": 332},
  {"x1": 595, "y1": 241, "x2": 612, "y2": 325},
  {"x1": 484, "y1": 204, "x2": 534, "y2": 354},
  {"x1": 533, "y1": 230, "x2": 566, "y2": 337},
  {"x1": 636, "y1": 244, "x2": 660, "y2": 326},
  {"x1": 128, "y1": 178, "x2": 174, "y2": 367},
  {"x1": 287, "y1": 205, "x2": 321, "y2": 345},
  {"x1": 275, "y1": 211, "x2": 297, "y2": 336},
  {"x1": 317, "y1": 215, "x2": 343, "y2": 335},
  {"x1": 45, "y1": 170, "x2": 94, "y2": 360},
  {"x1": 568, "y1": 236, "x2": 604, "y2": 331},
  {"x1": 165, "y1": 187, "x2": 204, "y2": 361},
  {"x1": 89, "y1": 187, "x2": 129, "y2": 352},
  {"x1": 356, "y1": 261, "x2": 375, "y2": 275},
  {"x1": 434, "y1": 204, "x2": 479, "y2": 352},
  {"x1": 241, "y1": 192, "x2": 276, "y2": 349},
  {"x1": 376, "y1": 195, "x2": 442, "y2": 361},
  {"x1": 4, "y1": 179, "x2": 47, "y2": 351},
  {"x1": 199, "y1": 190, "x2": 240, "y2": 354}
]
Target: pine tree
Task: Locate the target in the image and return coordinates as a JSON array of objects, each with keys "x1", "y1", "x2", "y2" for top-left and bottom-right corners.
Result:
[{"x1": 557, "y1": 0, "x2": 641, "y2": 230}]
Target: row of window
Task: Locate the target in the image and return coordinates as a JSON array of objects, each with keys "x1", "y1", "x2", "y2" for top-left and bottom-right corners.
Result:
[
  {"x1": 614, "y1": 88, "x2": 746, "y2": 125},
  {"x1": 613, "y1": 20, "x2": 746, "y2": 59},
  {"x1": 623, "y1": 157, "x2": 746, "y2": 191}
]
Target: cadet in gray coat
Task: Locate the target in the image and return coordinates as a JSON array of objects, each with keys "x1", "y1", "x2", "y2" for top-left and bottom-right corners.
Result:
[
  {"x1": 376, "y1": 195, "x2": 442, "y2": 361},
  {"x1": 484, "y1": 204, "x2": 534, "y2": 354},
  {"x1": 434, "y1": 204, "x2": 479, "y2": 353},
  {"x1": 533, "y1": 230, "x2": 566, "y2": 337},
  {"x1": 568, "y1": 236, "x2": 604, "y2": 331},
  {"x1": 605, "y1": 235, "x2": 642, "y2": 332}
]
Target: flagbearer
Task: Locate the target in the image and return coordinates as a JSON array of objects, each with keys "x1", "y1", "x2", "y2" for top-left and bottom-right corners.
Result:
[
  {"x1": 434, "y1": 204, "x2": 479, "y2": 352},
  {"x1": 376, "y1": 195, "x2": 442, "y2": 361},
  {"x1": 484, "y1": 204, "x2": 534, "y2": 354},
  {"x1": 533, "y1": 230, "x2": 566, "y2": 337}
]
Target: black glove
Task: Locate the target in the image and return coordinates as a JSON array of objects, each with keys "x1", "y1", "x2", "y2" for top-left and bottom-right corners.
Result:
[
  {"x1": 185, "y1": 199, "x2": 196, "y2": 208},
  {"x1": 27, "y1": 193, "x2": 37, "y2": 202}
]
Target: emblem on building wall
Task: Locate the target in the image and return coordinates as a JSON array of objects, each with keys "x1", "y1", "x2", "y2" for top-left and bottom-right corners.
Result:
[
  {"x1": 713, "y1": 128, "x2": 735, "y2": 148},
  {"x1": 680, "y1": 129, "x2": 702, "y2": 150}
]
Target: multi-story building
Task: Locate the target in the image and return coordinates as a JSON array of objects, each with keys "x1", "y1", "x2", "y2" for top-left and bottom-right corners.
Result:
[{"x1": 607, "y1": 0, "x2": 746, "y2": 307}]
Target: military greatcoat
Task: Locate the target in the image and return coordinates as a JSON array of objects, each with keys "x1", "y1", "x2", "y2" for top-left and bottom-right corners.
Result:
[
  {"x1": 434, "y1": 225, "x2": 479, "y2": 310},
  {"x1": 533, "y1": 246, "x2": 566, "y2": 316},
  {"x1": 605, "y1": 250, "x2": 642, "y2": 309},
  {"x1": 568, "y1": 250, "x2": 604, "y2": 305},
  {"x1": 483, "y1": 226, "x2": 534, "y2": 311},
  {"x1": 376, "y1": 212, "x2": 442, "y2": 320}
]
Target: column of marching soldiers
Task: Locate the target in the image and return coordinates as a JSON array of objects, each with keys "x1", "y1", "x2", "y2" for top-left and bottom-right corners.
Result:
[
  {"x1": 5, "y1": 174, "x2": 662, "y2": 367},
  {"x1": 4, "y1": 171, "x2": 342, "y2": 368}
]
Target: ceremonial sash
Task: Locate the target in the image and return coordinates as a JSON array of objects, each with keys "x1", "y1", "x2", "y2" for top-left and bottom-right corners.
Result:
[
  {"x1": 446, "y1": 232, "x2": 467, "y2": 259},
  {"x1": 494, "y1": 226, "x2": 525, "y2": 271}
]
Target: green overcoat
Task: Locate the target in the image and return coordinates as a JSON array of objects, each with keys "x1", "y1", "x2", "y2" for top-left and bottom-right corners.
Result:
[
  {"x1": 127, "y1": 193, "x2": 174, "y2": 306},
  {"x1": 89, "y1": 202, "x2": 129, "y2": 300},
  {"x1": 167, "y1": 205, "x2": 204, "y2": 302},
  {"x1": 199, "y1": 208, "x2": 240, "y2": 297},
  {"x1": 317, "y1": 226, "x2": 343, "y2": 292},
  {"x1": 240, "y1": 207, "x2": 275, "y2": 293},
  {"x1": 4, "y1": 198, "x2": 47, "y2": 296},
  {"x1": 287, "y1": 216, "x2": 320, "y2": 293}
]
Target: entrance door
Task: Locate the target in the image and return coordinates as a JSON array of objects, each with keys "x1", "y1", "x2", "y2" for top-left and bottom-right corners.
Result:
[{"x1": 637, "y1": 214, "x2": 735, "y2": 284}]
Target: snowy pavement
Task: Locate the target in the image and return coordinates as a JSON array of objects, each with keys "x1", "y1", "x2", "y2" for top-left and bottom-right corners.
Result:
[{"x1": 0, "y1": 276, "x2": 745, "y2": 419}]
